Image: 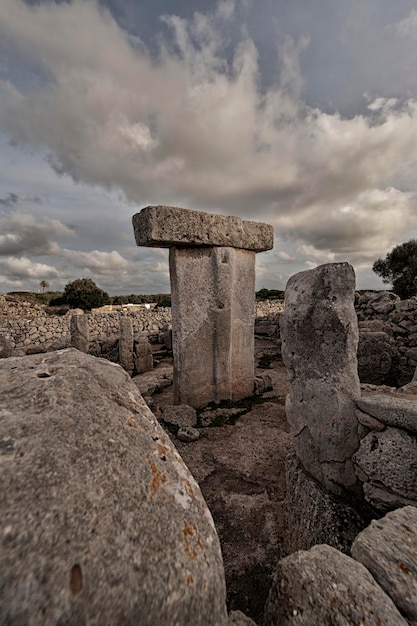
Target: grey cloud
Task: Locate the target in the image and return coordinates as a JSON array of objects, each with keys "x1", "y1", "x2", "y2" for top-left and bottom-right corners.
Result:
[
  {"x1": 0, "y1": 212, "x2": 75, "y2": 256},
  {"x1": 0, "y1": 0, "x2": 417, "y2": 280},
  {"x1": 0, "y1": 193, "x2": 19, "y2": 206}
]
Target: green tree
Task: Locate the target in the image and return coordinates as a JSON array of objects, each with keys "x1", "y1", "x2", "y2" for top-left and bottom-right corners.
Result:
[
  {"x1": 63, "y1": 278, "x2": 110, "y2": 311},
  {"x1": 373, "y1": 239, "x2": 417, "y2": 299},
  {"x1": 39, "y1": 280, "x2": 49, "y2": 293}
]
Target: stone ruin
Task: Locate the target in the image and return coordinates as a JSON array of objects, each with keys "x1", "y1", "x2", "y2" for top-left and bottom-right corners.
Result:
[
  {"x1": 1, "y1": 207, "x2": 417, "y2": 625},
  {"x1": 132, "y1": 206, "x2": 273, "y2": 407}
]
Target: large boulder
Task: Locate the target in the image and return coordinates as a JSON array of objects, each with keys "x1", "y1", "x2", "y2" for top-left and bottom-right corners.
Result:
[
  {"x1": 264, "y1": 544, "x2": 407, "y2": 625},
  {"x1": 0, "y1": 349, "x2": 227, "y2": 625},
  {"x1": 353, "y1": 427, "x2": 417, "y2": 512},
  {"x1": 352, "y1": 506, "x2": 417, "y2": 623}
]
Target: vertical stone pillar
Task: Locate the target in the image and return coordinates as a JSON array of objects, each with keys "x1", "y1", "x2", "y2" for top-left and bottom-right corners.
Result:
[
  {"x1": 132, "y1": 206, "x2": 273, "y2": 408},
  {"x1": 280, "y1": 262, "x2": 361, "y2": 496},
  {"x1": 169, "y1": 246, "x2": 255, "y2": 406},
  {"x1": 70, "y1": 313, "x2": 89, "y2": 353},
  {"x1": 119, "y1": 316, "x2": 134, "y2": 375}
]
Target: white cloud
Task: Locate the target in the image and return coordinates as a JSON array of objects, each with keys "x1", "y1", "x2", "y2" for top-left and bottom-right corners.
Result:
[
  {"x1": 61, "y1": 249, "x2": 131, "y2": 275},
  {"x1": 1, "y1": 257, "x2": 60, "y2": 280},
  {"x1": 0, "y1": 1, "x2": 417, "y2": 292},
  {"x1": 216, "y1": 0, "x2": 236, "y2": 21}
]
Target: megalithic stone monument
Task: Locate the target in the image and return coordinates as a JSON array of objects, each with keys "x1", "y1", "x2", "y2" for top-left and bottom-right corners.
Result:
[{"x1": 132, "y1": 206, "x2": 274, "y2": 407}]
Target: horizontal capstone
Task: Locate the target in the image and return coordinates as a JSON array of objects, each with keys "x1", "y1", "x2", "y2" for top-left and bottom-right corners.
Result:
[{"x1": 132, "y1": 206, "x2": 273, "y2": 252}]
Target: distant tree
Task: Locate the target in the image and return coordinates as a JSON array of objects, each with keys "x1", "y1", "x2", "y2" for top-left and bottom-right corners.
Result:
[
  {"x1": 256, "y1": 288, "x2": 285, "y2": 301},
  {"x1": 63, "y1": 278, "x2": 110, "y2": 311},
  {"x1": 373, "y1": 239, "x2": 417, "y2": 299},
  {"x1": 40, "y1": 280, "x2": 49, "y2": 293}
]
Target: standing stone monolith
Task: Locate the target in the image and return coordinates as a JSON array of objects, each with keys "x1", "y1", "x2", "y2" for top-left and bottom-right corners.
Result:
[
  {"x1": 119, "y1": 316, "x2": 134, "y2": 374},
  {"x1": 280, "y1": 262, "x2": 361, "y2": 496},
  {"x1": 133, "y1": 206, "x2": 273, "y2": 408},
  {"x1": 70, "y1": 313, "x2": 89, "y2": 353}
]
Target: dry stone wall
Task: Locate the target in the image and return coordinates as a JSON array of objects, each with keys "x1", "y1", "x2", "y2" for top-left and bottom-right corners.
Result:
[{"x1": 0, "y1": 306, "x2": 172, "y2": 355}]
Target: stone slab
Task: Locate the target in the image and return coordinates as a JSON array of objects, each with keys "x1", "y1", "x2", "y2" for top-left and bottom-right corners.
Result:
[
  {"x1": 357, "y1": 393, "x2": 417, "y2": 433},
  {"x1": 352, "y1": 506, "x2": 417, "y2": 622},
  {"x1": 132, "y1": 206, "x2": 273, "y2": 252},
  {"x1": 264, "y1": 544, "x2": 407, "y2": 626}
]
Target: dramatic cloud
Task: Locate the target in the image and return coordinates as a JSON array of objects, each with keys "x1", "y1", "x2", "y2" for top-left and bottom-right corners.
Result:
[
  {"x1": 0, "y1": 0, "x2": 417, "y2": 291},
  {"x1": 61, "y1": 249, "x2": 131, "y2": 275},
  {"x1": 0, "y1": 213, "x2": 75, "y2": 257},
  {"x1": 0, "y1": 257, "x2": 60, "y2": 280}
]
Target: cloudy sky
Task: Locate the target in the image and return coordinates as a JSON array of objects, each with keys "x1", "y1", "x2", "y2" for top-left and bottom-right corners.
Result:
[{"x1": 1, "y1": 0, "x2": 417, "y2": 295}]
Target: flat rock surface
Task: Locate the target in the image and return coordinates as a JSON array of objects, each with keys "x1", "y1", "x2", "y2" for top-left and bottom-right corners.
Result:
[
  {"x1": 0, "y1": 349, "x2": 227, "y2": 626},
  {"x1": 133, "y1": 206, "x2": 274, "y2": 252},
  {"x1": 352, "y1": 506, "x2": 417, "y2": 622},
  {"x1": 357, "y1": 393, "x2": 417, "y2": 433},
  {"x1": 264, "y1": 544, "x2": 407, "y2": 626}
]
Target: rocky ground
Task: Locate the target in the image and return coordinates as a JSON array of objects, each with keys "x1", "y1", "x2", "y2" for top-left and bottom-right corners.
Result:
[{"x1": 133, "y1": 337, "x2": 292, "y2": 623}]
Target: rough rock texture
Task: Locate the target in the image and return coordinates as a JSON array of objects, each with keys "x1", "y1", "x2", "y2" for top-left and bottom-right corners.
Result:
[
  {"x1": 134, "y1": 335, "x2": 154, "y2": 373},
  {"x1": 132, "y1": 206, "x2": 274, "y2": 252},
  {"x1": 0, "y1": 349, "x2": 227, "y2": 626},
  {"x1": 170, "y1": 246, "x2": 255, "y2": 407},
  {"x1": 352, "y1": 506, "x2": 417, "y2": 623},
  {"x1": 353, "y1": 427, "x2": 417, "y2": 511},
  {"x1": 228, "y1": 610, "x2": 257, "y2": 625},
  {"x1": 263, "y1": 544, "x2": 407, "y2": 626},
  {"x1": 280, "y1": 262, "x2": 361, "y2": 496},
  {"x1": 357, "y1": 331, "x2": 399, "y2": 386},
  {"x1": 284, "y1": 454, "x2": 369, "y2": 556},
  {"x1": 161, "y1": 405, "x2": 197, "y2": 428},
  {"x1": 177, "y1": 426, "x2": 200, "y2": 442},
  {"x1": 70, "y1": 313, "x2": 89, "y2": 353},
  {"x1": 357, "y1": 393, "x2": 417, "y2": 433}
]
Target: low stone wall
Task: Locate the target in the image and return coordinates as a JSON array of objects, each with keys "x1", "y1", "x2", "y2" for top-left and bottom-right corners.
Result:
[
  {"x1": 0, "y1": 298, "x2": 284, "y2": 357},
  {"x1": 0, "y1": 306, "x2": 172, "y2": 355}
]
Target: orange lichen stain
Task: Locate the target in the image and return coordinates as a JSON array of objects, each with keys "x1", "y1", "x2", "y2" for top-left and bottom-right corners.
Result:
[
  {"x1": 126, "y1": 415, "x2": 139, "y2": 429},
  {"x1": 398, "y1": 562, "x2": 410, "y2": 575},
  {"x1": 181, "y1": 478, "x2": 196, "y2": 499},
  {"x1": 202, "y1": 580, "x2": 208, "y2": 592},
  {"x1": 183, "y1": 521, "x2": 204, "y2": 560},
  {"x1": 148, "y1": 463, "x2": 167, "y2": 500},
  {"x1": 186, "y1": 573, "x2": 195, "y2": 587},
  {"x1": 63, "y1": 423, "x2": 70, "y2": 429},
  {"x1": 157, "y1": 443, "x2": 169, "y2": 457}
]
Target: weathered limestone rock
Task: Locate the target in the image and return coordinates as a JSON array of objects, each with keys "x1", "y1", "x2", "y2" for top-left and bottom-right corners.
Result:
[
  {"x1": 134, "y1": 335, "x2": 153, "y2": 373},
  {"x1": 357, "y1": 393, "x2": 417, "y2": 433},
  {"x1": 0, "y1": 349, "x2": 227, "y2": 626},
  {"x1": 352, "y1": 506, "x2": 417, "y2": 623},
  {"x1": 170, "y1": 246, "x2": 255, "y2": 407},
  {"x1": 70, "y1": 313, "x2": 89, "y2": 353},
  {"x1": 132, "y1": 205, "x2": 273, "y2": 252},
  {"x1": 133, "y1": 206, "x2": 273, "y2": 407},
  {"x1": 162, "y1": 405, "x2": 197, "y2": 428},
  {"x1": 280, "y1": 263, "x2": 361, "y2": 495},
  {"x1": 228, "y1": 610, "x2": 257, "y2": 625},
  {"x1": 284, "y1": 453, "x2": 369, "y2": 556},
  {"x1": 177, "y1": 426, "x2": 201, "y2": 442},
  {"x1": 119, "y1": 316, "x2": 134, "y2": 374},
  {"x1": 357, "y1": 331, "x2": 398, "y2": 386},
  {"x1": 353, "y1": 428, "x2": 417, "y2": 511},
  {"x1": 264, "y1": 545, "x2": 407, "y2": 626}
]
